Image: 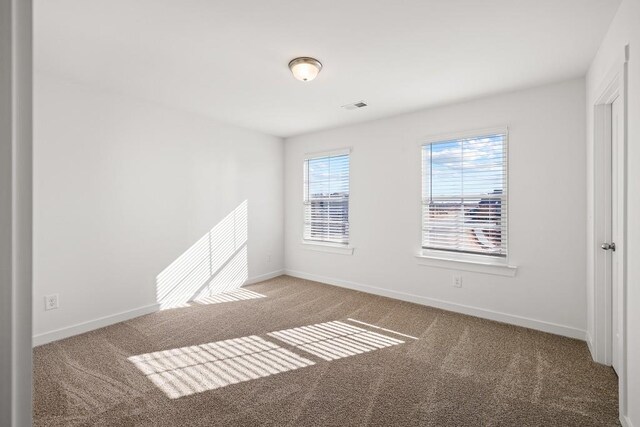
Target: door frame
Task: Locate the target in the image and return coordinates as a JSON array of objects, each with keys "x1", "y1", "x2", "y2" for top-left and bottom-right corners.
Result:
[
  {"x1": 590, "y1": 45, "x2": 628, "y2": 419},
  {"x1": 0, "y1": 0, "x2": 33, "y2": 425}
]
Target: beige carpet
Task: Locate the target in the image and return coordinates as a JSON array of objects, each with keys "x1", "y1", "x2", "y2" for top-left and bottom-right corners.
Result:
[{"x1": 33, "y1": 275, "x2": 619, "y2": 426}]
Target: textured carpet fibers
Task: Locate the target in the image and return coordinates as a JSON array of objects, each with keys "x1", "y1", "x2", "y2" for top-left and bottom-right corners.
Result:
[{"x1": 33, "y1": 275, "x2": 619, "y2": 426}]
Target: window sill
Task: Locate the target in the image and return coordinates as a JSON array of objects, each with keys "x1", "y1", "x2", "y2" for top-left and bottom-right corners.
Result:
[
  {"x1": 301, "y1": 241, "x2": 354, "y2": 255},
  {"x1": 415, "y1": 252, "x2": 517, "y2": 277}
]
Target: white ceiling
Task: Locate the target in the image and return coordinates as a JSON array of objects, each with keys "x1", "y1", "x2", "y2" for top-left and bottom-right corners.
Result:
[{"x1": 35, "y1": 0, "x2": 620, "y2": 138}]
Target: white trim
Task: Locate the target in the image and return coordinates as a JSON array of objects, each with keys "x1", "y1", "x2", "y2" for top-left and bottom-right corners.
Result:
[
  {"x1": 590, "y1": 47, "x2": 629, "y2": 423},
  {"x1": 419, "y1": 126, "x2": 509, "y2": 146},
  {"x1": 284, "y1": 269, "x2": 586, "y2": 340},
  {"x1": 2, "y1": 1, "x2": 33, "y2": 423},
  {"x1": 619, "y1": 45, "x2": 630, "y2": 422},
  {"x1": 415, "y1": 253, "x2": 517, "y2": 277},
  {"x1": 621, "y1": 415, "x2": 634, "y2": 427},
  {"x1": 301, "y1": 241, "x2": 354, "y2": 255},
  {"x1": 32, "y1": 270, "x2": 285, "y2": 347},
  {"x1": 419, "y1": 127, "x2": 511, "y2": 263},
  {"x1": 586, "y1": 332, "x2": 595, "y2": 359},
  {"x1": 32, "y1": 303, "x2": 160, "y2": 347},
  {"x1": 245, "y1": 269, "x2": 284, "y2": 285},
  {"x1": 304, "y1": 147, "x2": 351, "y2": 159},
  {"x1": 302, "y1": 148, "x2": 352, "y2": 249}
]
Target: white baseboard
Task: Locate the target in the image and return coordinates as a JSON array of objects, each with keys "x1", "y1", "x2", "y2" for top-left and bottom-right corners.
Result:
[
  {"x1": 32, "y1": 303, "x2": 160, "y2": 347},
  {"x1": 621, "y1": 415, "x2": 634, "y2": 427},
  {"x1": 586, "y1": 332, "x2": 596, "y2": 359},
  {"x1": 245, "y1": 269, "x2": 284, "y2": 285},
  {"x1": 284, "y1": 269, "x2": 586, "y2": 340},
  {"x1": 32, "y1": 270, "x2": 285, "y2": 347}
]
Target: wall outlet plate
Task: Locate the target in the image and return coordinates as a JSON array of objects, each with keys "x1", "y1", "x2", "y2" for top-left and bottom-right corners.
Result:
[
  {"x1": 45, "y1": 294, "x2": 59, "y2": 310},
  {"x1": 453, "y1": 275, "x2": 462, "y2": 288}
]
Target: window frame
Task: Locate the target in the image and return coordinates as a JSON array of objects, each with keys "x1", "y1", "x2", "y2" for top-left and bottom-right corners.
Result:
[
  {"x1": 302, "y1": 148, "x2": 352, "y2": 250},
  {"x1": 418, "y1": 127, "x2": 512, "y2": 267}
]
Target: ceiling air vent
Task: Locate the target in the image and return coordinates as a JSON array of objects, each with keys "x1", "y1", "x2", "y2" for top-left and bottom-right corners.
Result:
[{"x1": 341, "y1": 101, "x2": 368, "y2": 110}]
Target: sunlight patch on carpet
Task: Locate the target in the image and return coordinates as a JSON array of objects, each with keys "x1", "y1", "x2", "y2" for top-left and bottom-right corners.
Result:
[
  {"x1": 129, "y1": 335, "x2": 314, "y2": 398},
  {"x1": 130, "y1": 320, "x2": 413, "y2": 398},
  {"x1": 268, "y1": 320, "x2": 405, "y2": 361}
]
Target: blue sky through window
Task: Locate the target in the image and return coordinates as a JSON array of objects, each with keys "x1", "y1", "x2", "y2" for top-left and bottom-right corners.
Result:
[
  {"x1": 423, "y1": 135, "x2": 505, "y2": 199},
  {"x1": 307, "y1": 154, "x2": 350, "y2": 197}
]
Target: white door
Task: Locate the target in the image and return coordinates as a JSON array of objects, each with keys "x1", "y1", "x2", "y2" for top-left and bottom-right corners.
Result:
[{"x1": 610, "y1": 95, "x2": 622, "y2": 374}]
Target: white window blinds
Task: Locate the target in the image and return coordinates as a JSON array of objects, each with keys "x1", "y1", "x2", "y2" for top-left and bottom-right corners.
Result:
[
  {"x1": 303, "y1": 150, "x2": 350, "y2": 245},
  {"x1": 422, "y1": 132, "x2": 507, "y2": 257}
]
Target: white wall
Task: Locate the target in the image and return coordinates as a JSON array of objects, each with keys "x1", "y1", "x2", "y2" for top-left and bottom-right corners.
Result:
[
  {"x1": 586, "y1": 0, "x2": 640, "y2": 424},
  {"x1": 284, "y1": 79, "x2": 587, "y2": 339},
  {"x1": 33, "y1": 73, "x2": 284, "y2": 343}
]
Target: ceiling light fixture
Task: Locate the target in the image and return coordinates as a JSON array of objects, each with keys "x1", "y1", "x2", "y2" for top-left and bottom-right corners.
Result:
[{"x1": 288, "y1": 57, "x2": 322, "y2": 82}]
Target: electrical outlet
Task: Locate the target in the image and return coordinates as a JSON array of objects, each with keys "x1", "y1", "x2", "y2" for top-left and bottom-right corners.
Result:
[
  {"x1": 453, "y1": 275, "x2": 462, "y2": 288},
  {"x1": 45, "y1": 294, "x2": 59, "y2": 310}
]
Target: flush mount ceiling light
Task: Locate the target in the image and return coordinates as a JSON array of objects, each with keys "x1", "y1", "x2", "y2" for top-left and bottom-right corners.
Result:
[{"x1": 288, "y1": 57, "x2": 322, "y2": 82}]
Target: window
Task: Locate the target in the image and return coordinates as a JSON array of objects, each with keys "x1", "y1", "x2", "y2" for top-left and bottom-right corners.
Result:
[
  {"x1": 421, "y1": 131, "x2": 507, "y2": 258},
  {"x1": 303, "y1": 150, "x2": 350, "y2": 245}
]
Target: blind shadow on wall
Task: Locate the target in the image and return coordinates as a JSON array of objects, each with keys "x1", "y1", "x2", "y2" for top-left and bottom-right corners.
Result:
[{"x1": 156, "y1": 200, "x2": 264, "y2": 310}]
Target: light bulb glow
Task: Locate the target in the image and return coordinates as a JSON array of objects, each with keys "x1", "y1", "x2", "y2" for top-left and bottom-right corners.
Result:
[{"x1": 288, "y1": 57, "x2": 322, "y2": 82}]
